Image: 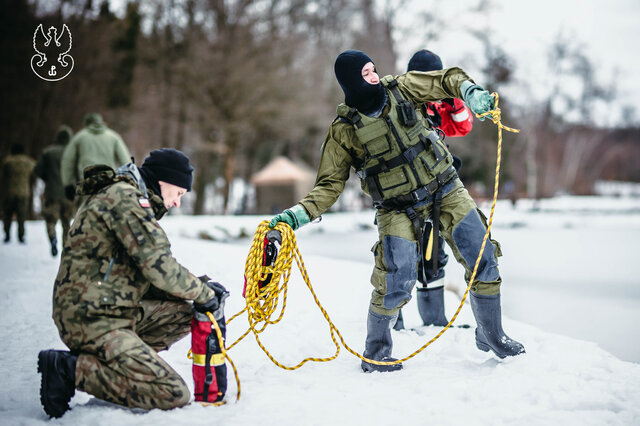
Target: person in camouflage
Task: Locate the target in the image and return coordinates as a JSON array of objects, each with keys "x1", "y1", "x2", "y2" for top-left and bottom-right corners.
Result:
[
  {"x1": 35, "y1": 125, "x2": 75, "y2": 256},
  {"x1": 2, "y1": 144, "x2": 36, "y2": 243},
  {"x1": 38, "y1": 148, "x2": 229, "y2": 418},
  {"x1": 60, "y1": 112, "x2": 131, "y2": 205},
  {"x1": 270, "y1": 50, "x2": 524, "y2": 373}
]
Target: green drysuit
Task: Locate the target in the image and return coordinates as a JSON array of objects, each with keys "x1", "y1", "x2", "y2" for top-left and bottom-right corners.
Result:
[{"x1": 298, "y1": 69, "x2": 503, "y2": 316}]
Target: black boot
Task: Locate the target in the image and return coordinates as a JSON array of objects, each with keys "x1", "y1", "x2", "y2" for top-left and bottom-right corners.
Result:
[
  {"x1": 469, "y1": 292, "x2": 525, "y2": 358},
  {"x1": 50, "y1": 236, "x2": 58, "y2": 256},
  {"x1": 38, "y1": 350, "x2": 77, "y2": 418},
  {"x1": 361, "y1": 311, "x2": 403, "y2": 373},
  {"x1": 416, "y1": 286, "x2": 449, "y2": 326},
  {"x1": 392, "y1": 309, "x2": 405, "y2": 330}
]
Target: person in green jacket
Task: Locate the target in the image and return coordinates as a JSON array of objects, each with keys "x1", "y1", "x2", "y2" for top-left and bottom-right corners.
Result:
[
  {"x1": 2, "y1": 144, "x2": 36, "y2": 243},
  {"x1": 35, "y1": 125, "x2": 75, "y2": 256},
  {"x1": 38, "y1": 148, "x2": 229, "y2": 418},
  {"x1": 270, "y1": 50, "x2": 524, "y2": 372},
  {"x1": 61, "y1": 112, "x2": 131, "y2": 204}
]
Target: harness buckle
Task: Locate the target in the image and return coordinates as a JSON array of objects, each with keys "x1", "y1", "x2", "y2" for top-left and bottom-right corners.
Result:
[{"x1": 411, "y1": 186, "x2": 428, "y2": 203}]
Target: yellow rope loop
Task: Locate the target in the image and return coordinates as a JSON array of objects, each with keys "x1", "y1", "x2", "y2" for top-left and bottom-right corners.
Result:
[
  {"x1": 225, "y1": 92, "x2": 519, "y2": 369},
  {"x1": 206, "y1": 312, "x2": 241, "y2": 401}
]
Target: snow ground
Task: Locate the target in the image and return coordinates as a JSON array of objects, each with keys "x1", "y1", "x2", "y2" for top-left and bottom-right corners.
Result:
[{"x1": 1, "y1": 196, "x2": 639, "y2": 425}]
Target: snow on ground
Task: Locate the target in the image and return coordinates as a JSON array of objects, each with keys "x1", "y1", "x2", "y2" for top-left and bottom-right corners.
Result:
[{"x1": 1, "y1": 196, "x2": 639, "y2": 425}]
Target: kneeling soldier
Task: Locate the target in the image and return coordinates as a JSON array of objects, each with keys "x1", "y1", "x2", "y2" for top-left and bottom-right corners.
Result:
[{"x1": 38, "y1": 148, "x2": 228, "y2": 417}]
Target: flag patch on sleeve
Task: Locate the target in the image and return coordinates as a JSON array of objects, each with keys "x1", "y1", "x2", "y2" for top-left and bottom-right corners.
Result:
[{"x1": 138, "y1": 198, "x2": 151, "y2": 208}]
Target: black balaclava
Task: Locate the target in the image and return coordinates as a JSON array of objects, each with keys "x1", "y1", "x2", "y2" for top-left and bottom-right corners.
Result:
[
  {"x1": 407, "y1": 49, "x2": 443, "y2": 72},
  {"x1": 334, "y1": 50, "x2": 387, "y2": 116},
  {"x1": 138, "y1": 148, "x2": 194, "y2": 198}
]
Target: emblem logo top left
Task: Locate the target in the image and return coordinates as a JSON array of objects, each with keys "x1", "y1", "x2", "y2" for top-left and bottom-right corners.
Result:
[{"x1": 31, "y1": 24, "x2": 74, "y2": 82}]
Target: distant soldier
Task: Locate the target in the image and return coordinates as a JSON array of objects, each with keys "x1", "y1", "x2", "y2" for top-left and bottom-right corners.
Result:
[
  {"x1": 61, "y1": 112, "x2": 131, "y2": 204},
  {"x1": 35, "y1": 125, "x2": 75, "y2": 256},
  {"x1": 38, "y1": 148, "x2": 228, "y2": 418},
  {"x1": 2, "y1": 144, "x2": 36, "y2": 243}
]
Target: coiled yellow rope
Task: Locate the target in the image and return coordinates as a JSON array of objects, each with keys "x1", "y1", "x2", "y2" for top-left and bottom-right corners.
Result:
[{"x1": 225, "y1": 93, "x2": 519, "y2": 370}]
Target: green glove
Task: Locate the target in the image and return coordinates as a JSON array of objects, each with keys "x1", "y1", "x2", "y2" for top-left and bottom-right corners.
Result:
[
  {"x1": 269, "y1": 204, "x2": 311, "y2": 230},
  {"x1": 461, "y1": 80, "x2": 495, "y2": 120}
]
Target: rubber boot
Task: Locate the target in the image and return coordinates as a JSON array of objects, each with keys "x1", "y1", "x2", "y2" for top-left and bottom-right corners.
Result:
[
  {"x1": 361, "y1": 310, "x2": 403, "y2": 373},
  {"x1": 50, "y1": 236, "x2": 58, "y2": 257},
  {"x1": 416, "y1": 286, "x2": 449, "y2": 326},
  {"x1": 38, "y1": 350, "x2": 77, "y2": 418},
  {"x1": 392, "y1": 309, "x2": 405, "y2": 330},
  {"x1": 469, "y1": 292, "x2": 525, "y2": 358}
]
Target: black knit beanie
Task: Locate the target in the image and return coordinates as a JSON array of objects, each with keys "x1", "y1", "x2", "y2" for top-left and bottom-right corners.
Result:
[
  {"x1": 334, "y1": 50, "x2": 387, "y2": 115},
  {"x1": 138, "y1": 148, "x2": 194, "y2": 195},
  {"x1": 407, "y1": 49, "x2": 443, "y2": 72}
]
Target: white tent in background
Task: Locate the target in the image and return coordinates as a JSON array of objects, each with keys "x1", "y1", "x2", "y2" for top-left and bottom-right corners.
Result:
[{"x1": 251, "y1": 156, "x2": 315, "y2": 214}]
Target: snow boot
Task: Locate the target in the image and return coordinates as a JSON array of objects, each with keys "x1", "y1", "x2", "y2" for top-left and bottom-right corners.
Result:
[
  {"x1": 38, "y1": 350, "x2": 77, "y2": 418},
  {"x1": 50, "y1": 236, "x2": 58, "y2": 257},
  {"x1": 416, "y1": 285, "x2": 449, "y2": 326},
  {"x1": 469, "y1": 292, "x2": 525, "y2": 358},
  {"x1": 361, "y1": 310, "x2": 403, "y2": 373}
]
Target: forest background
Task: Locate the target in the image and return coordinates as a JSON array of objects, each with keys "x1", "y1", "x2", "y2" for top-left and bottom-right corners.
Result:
[{"x1": 2, "y1": 0, "x2": 639, "y2": 214}]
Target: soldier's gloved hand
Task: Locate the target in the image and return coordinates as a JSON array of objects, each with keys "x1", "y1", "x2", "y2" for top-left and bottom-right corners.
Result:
[
  {"x1": 268, "y1": 204, "x2": 310, "y2": 231},
  {"x1": 64, "y1": 185, "x2": 76, "y2": 201},
  {"x1": 194, "y1": 281, "x2": 229, "y2": 321},
  {"x1": 461, "y1": 81, "x2": 495, "y2": 120}
]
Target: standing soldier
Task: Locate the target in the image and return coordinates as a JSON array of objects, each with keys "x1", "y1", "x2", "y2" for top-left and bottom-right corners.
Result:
[
  {"x1": 2, "y1": 144, "x2": 36, "y2": 243},
  {"x1": 38, "y1": 148, "x2": 228, "y2": 418},
  {"x1": 270, "y1": 50, "x2": 524, "y2": 372},
  {"x1": 61, "y1": 112, "x2": 131, "y2": 205},
  {"x1": 35, "y1": 125, "x2": 75, "y2": 256},
  {"x1": 394, "y1": 49, "x2": 475, "y2": 330}
]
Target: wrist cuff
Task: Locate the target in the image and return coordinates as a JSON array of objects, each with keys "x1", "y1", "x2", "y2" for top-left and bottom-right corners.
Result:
[
  {"x1": 461, "y1": 80, "x2": 481, "y2": 103},
  {"x1": 290, "y1": 204, "x2": 311, "y2": 229}
]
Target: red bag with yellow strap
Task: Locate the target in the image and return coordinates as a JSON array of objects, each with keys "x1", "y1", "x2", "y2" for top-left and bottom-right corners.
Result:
[{"x1": 192, "y1": 280, "x2": 229, "y2": 403}]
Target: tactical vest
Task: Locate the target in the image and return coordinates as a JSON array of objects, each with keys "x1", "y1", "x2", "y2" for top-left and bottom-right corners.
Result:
[{"x1": 337, "y1": 76, "x2": 456, "y2": 207}]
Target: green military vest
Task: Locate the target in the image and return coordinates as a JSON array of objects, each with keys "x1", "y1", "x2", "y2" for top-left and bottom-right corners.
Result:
[{"x1": 337, "y1": 75, "x2": 454, "y2": 206}]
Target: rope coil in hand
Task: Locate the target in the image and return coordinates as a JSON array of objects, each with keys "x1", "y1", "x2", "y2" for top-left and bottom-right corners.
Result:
[{"x1": 225, "y1": 92, "x2": 519, "y2": 370}]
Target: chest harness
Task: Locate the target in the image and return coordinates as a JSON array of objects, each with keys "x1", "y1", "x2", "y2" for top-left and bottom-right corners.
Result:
[{"x1": 337, "y1": 76, "x2": 458, "y2": 280}]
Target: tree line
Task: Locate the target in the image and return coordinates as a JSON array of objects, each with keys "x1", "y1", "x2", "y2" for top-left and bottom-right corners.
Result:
[{"x1": 2, "y1": 0, "x2": 638, "y2": 215}]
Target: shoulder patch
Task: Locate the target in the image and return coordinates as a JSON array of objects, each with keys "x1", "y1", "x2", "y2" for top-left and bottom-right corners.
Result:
[{"x1": 138, "y1": 198, "x2": 151, "y2": 208}]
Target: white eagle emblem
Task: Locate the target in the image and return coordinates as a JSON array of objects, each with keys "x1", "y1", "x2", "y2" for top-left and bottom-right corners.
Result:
[{"x1": 31, "y1": 24, "x2": 74, "y2": 82}]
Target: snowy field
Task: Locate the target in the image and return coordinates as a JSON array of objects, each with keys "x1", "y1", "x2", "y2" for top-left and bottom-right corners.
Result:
[{"x1": 1, "y1": 195, "x2": 639, "y2": 425}]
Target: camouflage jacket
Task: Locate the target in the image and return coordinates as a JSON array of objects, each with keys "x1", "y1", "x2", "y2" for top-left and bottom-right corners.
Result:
[
  {"x1": 299, "y1": 67, "x2": 471, "y2": 220},
  {"x1": 1, "y1": 154, "x2": 36, "y2": 198},
  {"x1": 52, "y1": 164, "x2": 215, "y2": 352}
]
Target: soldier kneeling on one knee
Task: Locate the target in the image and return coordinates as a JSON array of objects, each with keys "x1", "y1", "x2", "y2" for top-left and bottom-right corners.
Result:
[{"x1": 38, "y1": 148, "x2": 229, "y2": 418}]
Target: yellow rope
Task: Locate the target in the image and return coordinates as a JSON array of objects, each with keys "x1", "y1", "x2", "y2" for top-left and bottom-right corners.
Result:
[{"x1": 226, "y1": 92, "x2": 519, "y2": 369}]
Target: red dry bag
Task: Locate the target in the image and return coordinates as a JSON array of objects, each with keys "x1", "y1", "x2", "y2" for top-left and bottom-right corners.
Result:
[{"x1": 191, "y1": 315, "x2": 227, "y2": 403}]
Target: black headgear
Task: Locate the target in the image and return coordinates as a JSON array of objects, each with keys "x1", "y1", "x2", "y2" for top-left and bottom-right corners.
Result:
[
  {"x1": 407, "y1": 49, "x2": 443, "y2": 72},
  {"x1": 334, "y1": 50, "x2": 386, "y2": 115},
  {"x1": 138, "y1": 148, "x2": 194, "y2": 196}
]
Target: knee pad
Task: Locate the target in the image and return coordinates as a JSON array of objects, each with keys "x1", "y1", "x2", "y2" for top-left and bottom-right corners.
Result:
[
  {"x1": 382, "y1": 235, "x2": 418, "y2": 310},
  {"x1": 452, "y1": 209, "x2": 500, "y2": 283}
]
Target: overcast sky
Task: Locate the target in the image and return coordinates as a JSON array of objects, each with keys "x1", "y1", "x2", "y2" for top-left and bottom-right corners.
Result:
[
  {"x1": 395, "y1": 0, "x2": 640, "y2": 125},
  {"x1": 103, "y1": 0, "x2": 639, "y2": 125}
]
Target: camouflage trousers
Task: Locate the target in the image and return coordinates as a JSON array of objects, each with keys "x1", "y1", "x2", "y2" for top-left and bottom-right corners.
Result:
[
  {"x1": 2, "y1": 196, "x2": 28, "y2": 240},
  {"x1": 74, "y1": 300, "x2": 193, "y2": 410},
  {"x1": 370, "y1": 179, "x2": 503, "y2": 316},
  {"x1": 41, "y1": 197, "x2": 74, "y2": 244}
]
